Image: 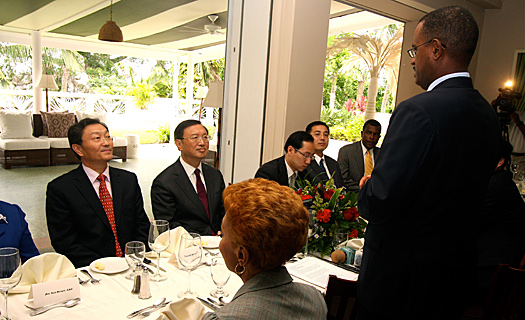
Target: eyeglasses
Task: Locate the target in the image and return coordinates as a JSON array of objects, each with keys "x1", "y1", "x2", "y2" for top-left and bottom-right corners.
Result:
[
  {"x1": 84, "y1": 135, "x2": 113, "y2": 143},
  {"x1": 294, "y1": 148, "x2": 313, "y2": 160},
  {"x1": 407, "y1": 39, "x2": 433, "y2": 58},
  {"x1": 179, "y1": 135, "x2": 211, "y2": 142}
]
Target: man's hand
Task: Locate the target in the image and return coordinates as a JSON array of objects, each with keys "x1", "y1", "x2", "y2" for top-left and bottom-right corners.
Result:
[
  {"x1": 510, "y1": 112, "x2": 521, "y2": 124},
  {"x1": 360, "y1": 175, "x2": 371, "y2": 188}
]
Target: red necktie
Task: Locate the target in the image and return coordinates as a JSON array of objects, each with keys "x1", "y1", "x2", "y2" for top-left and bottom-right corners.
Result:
[
  {"x1": 97, "y1": 174, "x2": 123, "y2": 257},
  {"x1": 194, "y1": 169, "x2": 210, "y2": 219}
]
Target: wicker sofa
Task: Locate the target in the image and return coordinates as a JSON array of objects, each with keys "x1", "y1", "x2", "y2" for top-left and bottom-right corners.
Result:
[{"x1": 0, "y1": 113, "x2": 127, "y2": 169}]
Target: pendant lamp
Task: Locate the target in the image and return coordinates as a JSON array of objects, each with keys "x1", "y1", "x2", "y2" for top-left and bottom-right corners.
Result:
[{"x1": 98, "y1": 0, "x2": 123, "y2": 42}]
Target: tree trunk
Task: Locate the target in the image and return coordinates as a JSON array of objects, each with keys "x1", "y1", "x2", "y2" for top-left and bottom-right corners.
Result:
[
  {"x1": 61, "y1": 67, "x2": 70, "y2": 92},
  {"x1": 356, "y1": 77, "x2": 364, "y2": 102},
  {"x1": 329, "y1": 73, "x2": 337, "y2": 111},
  {"x1": 381, "y1": 83, "x2": 390, "y2": 113},
  {"x1": 365, "y1": 66, "x2": 380, "y2": 121}
]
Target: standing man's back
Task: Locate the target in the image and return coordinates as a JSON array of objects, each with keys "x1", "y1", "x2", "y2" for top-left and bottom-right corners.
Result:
[{"x1": 357, "y1": 6, "x2": 500, "y2": 319}]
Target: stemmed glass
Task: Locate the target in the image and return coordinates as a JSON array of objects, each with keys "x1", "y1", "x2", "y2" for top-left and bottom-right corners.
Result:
[
  {"x1": 0, "y1": 248, "x2": 22, "y2": 320},
  {"x1": 210, "y1": 258, "x2": 231, "y2": 298},
  {"x1": 177, "y1": 232, "x2": 203, "y2": 298},
  {"x1": 125, "y1": 241, "x2": 146, "y2": 280},
  {"x1": 148, "y1": 220, "x2": 170, "y2": 282}
]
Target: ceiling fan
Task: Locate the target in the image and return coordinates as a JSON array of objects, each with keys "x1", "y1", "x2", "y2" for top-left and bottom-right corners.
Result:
[{"x1": 180, "y1": 14, "x2": 225, "y2": 35}]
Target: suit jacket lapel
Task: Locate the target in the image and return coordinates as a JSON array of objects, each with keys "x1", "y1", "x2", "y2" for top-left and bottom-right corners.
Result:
[
  {"x1": 202, "y1": 164, "x2": 217, "y2": 221},
  {"x1": 173, "y1": 160, "x2": 208, "y2": 220},
  {"x1": 72, "y1": 165, "x2": 112, "y2": 231},
  {"x1": 310, "y1": 161, "x2": 329, "y2": 182},
  {"x1": 278, "y1": 156, "x2": 289, "y2": 186},
  {"x1": 355, "y1": 144, "x2": 365, "y2": 175}
]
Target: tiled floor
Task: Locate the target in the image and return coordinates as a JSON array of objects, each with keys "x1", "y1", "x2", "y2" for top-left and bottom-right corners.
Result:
[{"x1": 0, "y1": 144, "x2": 180, "y2": 252}]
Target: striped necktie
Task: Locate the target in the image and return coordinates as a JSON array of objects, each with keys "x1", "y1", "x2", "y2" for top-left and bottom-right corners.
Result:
[
  {"x1": 365, "y1": 150, "x2": 373, "y2": 176},
  {"x1": 97, "y1": 174, "x2": 123, "y2": 257}
]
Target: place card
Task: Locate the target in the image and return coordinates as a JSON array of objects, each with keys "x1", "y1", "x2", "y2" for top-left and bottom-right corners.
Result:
[{"x1": 29, "y1": 277, "x2": 80, "y2": 308}]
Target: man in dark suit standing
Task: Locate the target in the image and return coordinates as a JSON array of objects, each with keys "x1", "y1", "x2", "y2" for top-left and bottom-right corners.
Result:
[
  {"x1": 151, "y1": 120, "x2": 225, "y2": 235},
  {"x1": 337, "y1": 119, "x2": 381, "y2": 192},
  {"x1": 357, "y1": 6, "x2": 500, "y2": 319},
  {"x1": 255, "y1": 131, "x2": 314, "y2": 187},
  {"x1": 301, "y1": 121, "x2": 343, "y2": 188},
  {"x1": 46, "y1": 118, "x2": 150, "y2": 268}
]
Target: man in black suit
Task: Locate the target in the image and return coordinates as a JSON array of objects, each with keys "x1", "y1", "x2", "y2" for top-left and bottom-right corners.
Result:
[
  {"x1": 337, "y1": 120, "x2": 381, "y2": 192},
  {"x1": 477, "y1": 140, "x2": 525, "y2": 305},
  {"x1": 46, "y1": 118, "x2": 150, "y2": 268},
  {"x1": 357, "y1": 6, "x2": 500, "y2": 319},
  {"x1": 151, "y1": 120, "x2": 225, "y2": 235},
  {"x1": 255, "y1": 131, "x2": 314, "y2": 187},
  {"x1": 301, "y1": 121, "x2": 343, "y2": 188}
]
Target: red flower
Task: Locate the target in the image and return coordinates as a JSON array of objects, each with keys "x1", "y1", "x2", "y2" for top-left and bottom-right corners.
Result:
[
  {"x1": 343, "y1": 207, "x2": 359, "y2": 221},
  {"x1": 339, "y1": 194, "x2": 345, "y2": 201},
  {"x1": 324, "y1": 189, "x2": 335, "y2": 200},
  {"x1": 301, "y1": 194, "x2": 313, "y2": 201},
  {"x1": 296, "y1": 188, "x2": 303, "y2": 195},
  {"x1": 349, "y1": 229, "x2": 359, "y2": 238},
  {"x1": 317, "y1": 209, "x2": 331, "y2": 223}
]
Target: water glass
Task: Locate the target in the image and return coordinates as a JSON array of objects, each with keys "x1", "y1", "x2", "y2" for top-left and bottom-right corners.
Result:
[
  {"x1": 148, "y1": 220, "x2": 170, "y2": 282},
  {"x1": 125, "y1": 241, "x2": 146, "y2": 280},
  {"x1": 177, "y1": 233, "x2": 203, "y2": 298},
  {"x1": 0, "y1": 248, "x2": 22, "y2": 320},
  {"x1": 210, "y1": 258, "x2": 231, "y2": 298}
]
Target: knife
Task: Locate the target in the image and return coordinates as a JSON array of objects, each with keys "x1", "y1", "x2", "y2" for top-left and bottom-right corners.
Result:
[
  {"x1": 144, "y1": 258, "x2": 166, "y2": 272},
  {"x1": 197, "y1": 297, "x2": 219, "y2": 311}
]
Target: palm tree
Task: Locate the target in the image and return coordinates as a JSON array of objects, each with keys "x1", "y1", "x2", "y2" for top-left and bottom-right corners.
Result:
[{"x1": 327, "y1": 24, "x2": 403, "y2": 120}]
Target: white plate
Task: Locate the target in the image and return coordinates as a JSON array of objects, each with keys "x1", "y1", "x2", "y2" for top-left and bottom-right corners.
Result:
[
  {"x1": 89, "y1": 257, "x2": 129, "y2": 274},
  {"x1": 201, "y1": 236, "x2": 221, "y2": 249}
]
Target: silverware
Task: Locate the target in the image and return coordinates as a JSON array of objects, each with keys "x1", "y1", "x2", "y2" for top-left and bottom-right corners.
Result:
[
  {"x1": 205, "y1": 249, "x2": 220, "y2": 256},
  {"x1": 127, "y1": 297, "x2": 166, "y2": 319},
  {"x1": 143, "y1": 258, "x2": 166, "y2": 272},
  {"x1": 81, "y1": 269, "x2": 101, "y2": 284},
  {"x1": 219, "y1": 296, "x2": 230, "y2": 305},
  {"x1": 207, "y1": 297, "x2": 224, "y2": 307},
  {"x1": 138, "y1": 300, "x2": 171, "y2": 317},
  {"x1": 197, "y1": 297, "x2": 219, "y2": 311},
  {"x1": 29, "y1": 298, "x2": 80, "y2": 316},
  {"x1": 77, "y1": 276, "x2": 89, "y2": 285}
]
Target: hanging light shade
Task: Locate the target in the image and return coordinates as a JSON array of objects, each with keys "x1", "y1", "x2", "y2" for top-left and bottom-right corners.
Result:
[{"x1": 98, "y1": 0, "x2": 123, "y2": 42}]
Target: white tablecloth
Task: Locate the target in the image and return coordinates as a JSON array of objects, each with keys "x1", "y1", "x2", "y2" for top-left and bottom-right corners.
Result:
[{"x1": 9, "y1": 253, "x2": 243, "y2": 319}]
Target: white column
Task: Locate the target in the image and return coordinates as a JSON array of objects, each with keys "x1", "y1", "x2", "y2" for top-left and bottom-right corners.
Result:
[{"x1": 31, "y1": 31, "x2": 42, "y2": 113}]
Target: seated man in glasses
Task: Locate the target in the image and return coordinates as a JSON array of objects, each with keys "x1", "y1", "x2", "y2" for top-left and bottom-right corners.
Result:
[
  {"x1": 255, "y1": 131, "x2": 315, "y2": 188},
  {"x1": 151, "y1": 120, "x2": 226, "y2": 236},
  {"x1": 46, "y1": 118, "x2": 150, "y2": 268}
]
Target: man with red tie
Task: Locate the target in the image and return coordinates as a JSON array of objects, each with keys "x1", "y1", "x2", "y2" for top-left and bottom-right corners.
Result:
[
  {"x1": 46, "y1": 118, "x2": 150, "y2": 268},
  {"x1": 151, "y1": 120, "x2": 225, "y2": 235}
]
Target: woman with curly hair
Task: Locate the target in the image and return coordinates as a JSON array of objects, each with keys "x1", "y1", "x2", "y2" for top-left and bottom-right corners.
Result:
[{"x1": 202, "y1": 178, "x2": 327, "y2": 319}]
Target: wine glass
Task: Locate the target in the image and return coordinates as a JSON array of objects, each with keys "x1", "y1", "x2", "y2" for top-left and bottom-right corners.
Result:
[
  {"x1": 148, "y1": 220, "x2": 170, "y2": 282},
  {"x1": 177, "y1": 232, "x2": 203, "y2": 298},
  {"x1": 0, "y1": 248, "x2": 22, "y2": 320},
  {"x1": 210, "y1": 258, "x2": 231, "y2": 298},
  {"x1": 125, "y1": 241, "x2": 146, "y2": 280}
]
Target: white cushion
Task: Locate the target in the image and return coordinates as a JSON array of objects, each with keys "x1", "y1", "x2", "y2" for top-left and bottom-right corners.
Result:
[
  {"x1": 0, "y1": 137, "x2": 50, "y2": 150},
  {"x1": 75, "y1": 111, "x2": 108, "y2": 124},
  {"x1": 113, "y1": 136, "x2": 128, "y2": 147},
  {"x1": 0, "y1": 111, "x2": 33, "y2": 139},
  {"x1": 38, "y1": 136, "x2": 70, "y2": 148}
]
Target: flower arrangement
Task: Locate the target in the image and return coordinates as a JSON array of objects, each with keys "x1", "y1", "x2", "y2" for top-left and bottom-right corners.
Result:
[{"x1": 295, "y1": 176, "x2": 367, "y2": 257}]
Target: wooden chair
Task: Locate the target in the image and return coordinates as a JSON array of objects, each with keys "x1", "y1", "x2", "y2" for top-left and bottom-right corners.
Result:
[
  {"x1": 324, "y1": 275, "x2": 357, "y2": 320},
  {"x1": 482, "y1": 264, "x2": 525, "y2": 320}
]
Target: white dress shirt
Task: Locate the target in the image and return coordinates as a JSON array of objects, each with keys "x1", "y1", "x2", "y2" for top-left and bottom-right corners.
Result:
[
  {"x1": 180, "y1": 157, "x2": 207, "y2": 192},
  {"x1": 83, "y1": 164, "x2": 112, "y2": 198},
  {"x1": 313, "y1": 154, "x2": 331, "y2": 178}
]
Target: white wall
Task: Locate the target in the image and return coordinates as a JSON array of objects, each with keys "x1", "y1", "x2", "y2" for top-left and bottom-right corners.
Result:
[{"x1": 474, "y1": 0, "x2": 525, "y2": 101}]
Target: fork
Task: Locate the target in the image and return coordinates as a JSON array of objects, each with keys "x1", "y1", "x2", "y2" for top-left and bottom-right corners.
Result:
[
  {"x1": 81, "y1": 269, "x2": 101, "y2": 284},
  {"x1": 77, "y1": 276, "x2": 90, "y2": 285},
  {"x1": 205, "y1": 249, "x2": 220, "y2": 256}
]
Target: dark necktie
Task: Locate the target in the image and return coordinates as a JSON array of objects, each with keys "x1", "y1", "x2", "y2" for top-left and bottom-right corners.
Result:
[
  {"x1": 319, "y1": 158, "x2": 327, "y2": 174},
  {"x1": 97, "y1": 174, "x2": 123, "y2": 257},
  {"x1": 194, "y1": 169, "x2": 210, "y2": 219}
]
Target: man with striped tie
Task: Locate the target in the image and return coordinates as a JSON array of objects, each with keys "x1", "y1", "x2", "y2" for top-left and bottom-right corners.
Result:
[
  {"x1": 337, "y1": 119, "x2": 381, "y2": 192},
  {"x1": 46, "y1": 118, "x2": 150, "y2": 268}
]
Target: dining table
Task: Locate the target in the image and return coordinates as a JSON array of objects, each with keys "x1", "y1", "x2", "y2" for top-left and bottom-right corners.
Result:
[
  {"x1": 9, "y1": 249, "x2": 244, "y2": 320},
  {"x1": 9, "y1": 250, "x2": 358, "y2": 320}
]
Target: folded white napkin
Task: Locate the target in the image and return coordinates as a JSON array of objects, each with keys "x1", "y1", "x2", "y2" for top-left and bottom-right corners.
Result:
[
  {"x1": 146, "y1": 226, "x2": 188, "y2": 259},
  {"x1": 336, "y1": 238, "x2": 364, "y2": 251},
  {"x1": 11, "y1": 253, "x2": 76, "y2": 294},
  {"x1": 156, "y1": 298, "x2": 206, "y2": 320}
]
